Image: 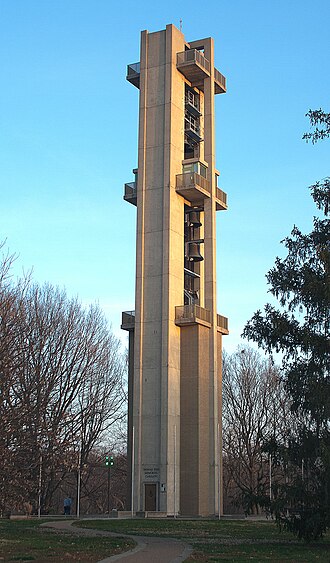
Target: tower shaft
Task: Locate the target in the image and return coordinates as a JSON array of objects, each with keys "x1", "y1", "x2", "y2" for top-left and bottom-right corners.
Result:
[{"x1": 122, "y1": 24, "x2": 228, "y2": 516}]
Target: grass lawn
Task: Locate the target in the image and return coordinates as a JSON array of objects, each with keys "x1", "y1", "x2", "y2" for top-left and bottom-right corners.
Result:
[
  {"x1": 77, "y1": 518, "x2": 330, "y2": 562},
  {"x1": 0, "y1": 518, "x2": 135, "y2": 562}
]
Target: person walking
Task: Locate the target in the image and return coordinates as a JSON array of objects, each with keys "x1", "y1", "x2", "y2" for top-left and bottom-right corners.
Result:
[{"x1": 63, "y1": 496, "x2": 72, "y2": 515}]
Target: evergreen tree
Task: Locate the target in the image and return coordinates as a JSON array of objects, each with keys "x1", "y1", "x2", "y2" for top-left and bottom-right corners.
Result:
[{"x1": 243, "y1": 110, "x2": 330, "y2": 541}]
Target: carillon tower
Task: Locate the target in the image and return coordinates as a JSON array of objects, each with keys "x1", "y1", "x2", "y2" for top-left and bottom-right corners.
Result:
[{"x1": 122, "y1": 24, "x2": 228, "y2": 516}]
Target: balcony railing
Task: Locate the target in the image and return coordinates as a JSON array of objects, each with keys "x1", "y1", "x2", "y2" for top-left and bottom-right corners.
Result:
[
  {"x1": 124, "y1": 182, "x2": 137, "y2": 206},
  {"x1": 126, "y1": 62, "x2": 140, "y2": 89},
  {"x1": 215, "y1": 187, "x2": 228, "y2": 211},
  {"x1": 176, "y1": 172, "x2": 211, "y2": 204},
  {"x1": 214, "y1": 68, "x2": 226, "y2": 94},
  {"x1": 177, "y1": 49, "x2": 210, "y2": 88},
  {"x1": 217, "y1": 314, "x2": 229, "y2": 334},
  {"x1": 177, "y1": 49, "x2": 210, "y2": 73},
  {"x1": 121, "y1": 311, "x2": 135, "y2": 331},
  {"x1": 175, "y1": 304, "x2": 211, "y2": 327},
  {"x1": 178, "y1": 172, "x2": 210, "y2": 193}
]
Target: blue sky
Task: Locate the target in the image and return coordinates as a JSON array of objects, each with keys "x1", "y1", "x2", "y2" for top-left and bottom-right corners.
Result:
[{"x1": 0, "y1": 0, "x2": 329, "y2": 352}]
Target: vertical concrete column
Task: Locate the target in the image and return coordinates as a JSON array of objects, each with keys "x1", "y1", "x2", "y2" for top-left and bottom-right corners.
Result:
[
  {"x1": 133, "y1": 29, "x2": 148, "y2": 512},
  {"x1": 127, "y1": 329, "x2": 135, "y2": 509},
  {"x1": 160, "y1": 24, "x2": 185, "y2": 514},
  {"x1": 217, "y1": 331, "x2": 224, "y2": 515},
  {"x1": 139, "y1": 28, "x2": 167, "y2": 512},
  {"x1": 133, "y1": 25, "x2": 185, "y2": 515},
  {"x1": 203, "y1": 38, "x2": 220, "y2": 515}
]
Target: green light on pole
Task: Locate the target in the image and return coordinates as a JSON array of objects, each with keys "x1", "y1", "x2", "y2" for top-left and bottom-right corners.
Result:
[
  {"x1": 105, "y1": 455, "x2": 109, "y2": 467},
  {"x1": 110, "y1": 455, "x2": 114, "y2": 467}
]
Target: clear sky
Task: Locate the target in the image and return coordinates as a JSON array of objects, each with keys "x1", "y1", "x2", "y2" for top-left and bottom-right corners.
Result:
[{"x1": 0, "y1": 0, "x2": 329, "y2": 353}]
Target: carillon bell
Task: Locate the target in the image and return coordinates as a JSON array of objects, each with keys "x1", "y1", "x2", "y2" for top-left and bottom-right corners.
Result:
[
  {"x1": 187, "y1": 211, "x2": 202, "y2": 228},
  {"x1": 187, "y1": 242, "x2": 203, "y2": 262}
]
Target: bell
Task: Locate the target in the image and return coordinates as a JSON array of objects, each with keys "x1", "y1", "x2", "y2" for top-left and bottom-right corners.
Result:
[
  {"x1": 187, "y1": 242, "x2": 203, "y2": 262},
  {"x1": 187, "y1": 211, "x2": 202, "y2": 228}
]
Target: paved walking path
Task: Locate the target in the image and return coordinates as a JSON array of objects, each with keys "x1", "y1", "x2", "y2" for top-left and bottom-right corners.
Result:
[{"x1": 42, "y1": 520, "x2": 193, "y2": 563}]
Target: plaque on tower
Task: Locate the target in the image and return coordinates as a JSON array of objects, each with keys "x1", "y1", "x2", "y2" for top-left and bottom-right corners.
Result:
[{"x1": 143, "y1": 466, "x2": 160, "y2": 482}]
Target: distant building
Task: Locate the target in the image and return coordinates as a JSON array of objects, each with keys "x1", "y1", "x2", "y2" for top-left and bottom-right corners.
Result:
[{"x1": 122, "y1": 23, "x2": 228, "y2": 516}]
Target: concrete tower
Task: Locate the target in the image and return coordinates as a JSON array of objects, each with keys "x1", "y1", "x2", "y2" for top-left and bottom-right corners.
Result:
[{"x1": 122, "y1": 24, "x2": 228, "y2": 516}]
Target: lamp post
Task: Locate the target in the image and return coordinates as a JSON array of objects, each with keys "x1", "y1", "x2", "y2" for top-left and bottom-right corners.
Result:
[
  {"x1": 131, "y1": 427, "x2": 135, "y2": 517},
  {"x1": 37, "y1": 437, "x2": 47, "y2": 518},
  {"x1": 174, "y1": 425, "x2": 177, "y2": 518},
  {"x1": 37, "y1": 451, "x2": 43, "y2": 518},
  {"x1": 105, "y1": 454, "x2": 114, "y2": 516},
  {"x1": 76, "y1": 442, "x2": 82, "y2": 518},
  {"x1": 107, "y1": 459, "x2": 110, "y2": 516},
  {"x1": 269, "y1": 454, "x2": 272, "y2": 501},
  {"x1": 218, "y1": 423, "x2": 221, "y2": 520}
]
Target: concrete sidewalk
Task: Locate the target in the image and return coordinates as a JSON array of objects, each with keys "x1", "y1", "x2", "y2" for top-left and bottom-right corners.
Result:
[{"x1": 42, "y1": 520, "x2": 192, "y2": 563}]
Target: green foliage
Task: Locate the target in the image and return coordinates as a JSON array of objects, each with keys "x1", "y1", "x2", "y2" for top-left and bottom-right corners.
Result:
[
  {"x1": 243, "y1": 110, "x2": 330, "y2": 541},
  {"x1": 303, "y1": 109, "x2": 330, "y2": 144}
]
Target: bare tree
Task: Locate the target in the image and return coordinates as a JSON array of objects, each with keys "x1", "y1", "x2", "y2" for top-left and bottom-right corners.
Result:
[
  {"x1": 0, "y1": 243, "x2": 32, "y2": 514},
  {"x1": 222, "y1": 346, "x2": 292, "y2": 514},
  {"x1": 0, "y1": 250, "x2": 126, "y2": 515}
]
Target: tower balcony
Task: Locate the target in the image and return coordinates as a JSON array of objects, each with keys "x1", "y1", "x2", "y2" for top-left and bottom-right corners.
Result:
[
  {"x1": 176, "y1": 172, "x2": 211, "y2": 204},
  {"x1": 177, "y1": 49, "x2": 210, "y2": 89},
  {"x1": 214, "y1": 68, "x2": 226, "y2": 94},
  {"x1": 175, "y1": 306, "x2": 229, "y2": 334},
  {"x1": 215, "y1": 187, "x2": 228, "y2": 211},
  {"x1": 175, "y1": 304, "x2": 211, "y2": 328},
  {"x1": 217, "y1": 314, "x2": 229, "y2": 335},
  {"x1": 121, "y1": 310, "x2": 135, "y2": 331},
  {"x1": 126, "y1": 62, "x2": 140, "y2": 89},
  {"x1": 124, "y1": 181, "x2": 137, "y2": 206},
  {"x1": 177, "y1": 50, "x2": 226, "y2": 95}
]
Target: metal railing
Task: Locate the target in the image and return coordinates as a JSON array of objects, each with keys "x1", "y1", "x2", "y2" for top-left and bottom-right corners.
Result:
[
  {"x1": 217, "y1": 314, "x2": 228, "y2": 332},
  {"x1": 216, "y1": 187, "x2": 227, "y2": 206},
  {"x1": 214, "y1": 68, "x2": 226, "y2": 90},
  {"x1": 176, "y1": 172, "x2": 211, "y2": 194},
  {"x1": 185, "y1": 115, "x2": 200, "y2": 134},
  {"x1": 185, "y1": 91, "x2": 200, "y2": 113},
  {"x1": 185, "y1": 119, "x2": 203, "y2": 142},
  {"x1": 177, "y1": 49, "x2": 210, "y2": 74},
  {"x1": 175, "y1": 304, "x2": 211, "y2": 325}
]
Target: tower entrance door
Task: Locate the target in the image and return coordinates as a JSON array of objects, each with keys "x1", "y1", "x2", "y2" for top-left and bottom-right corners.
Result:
[{"x1": 145, "y1": 483, "x2": 157, "y2": 511}]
